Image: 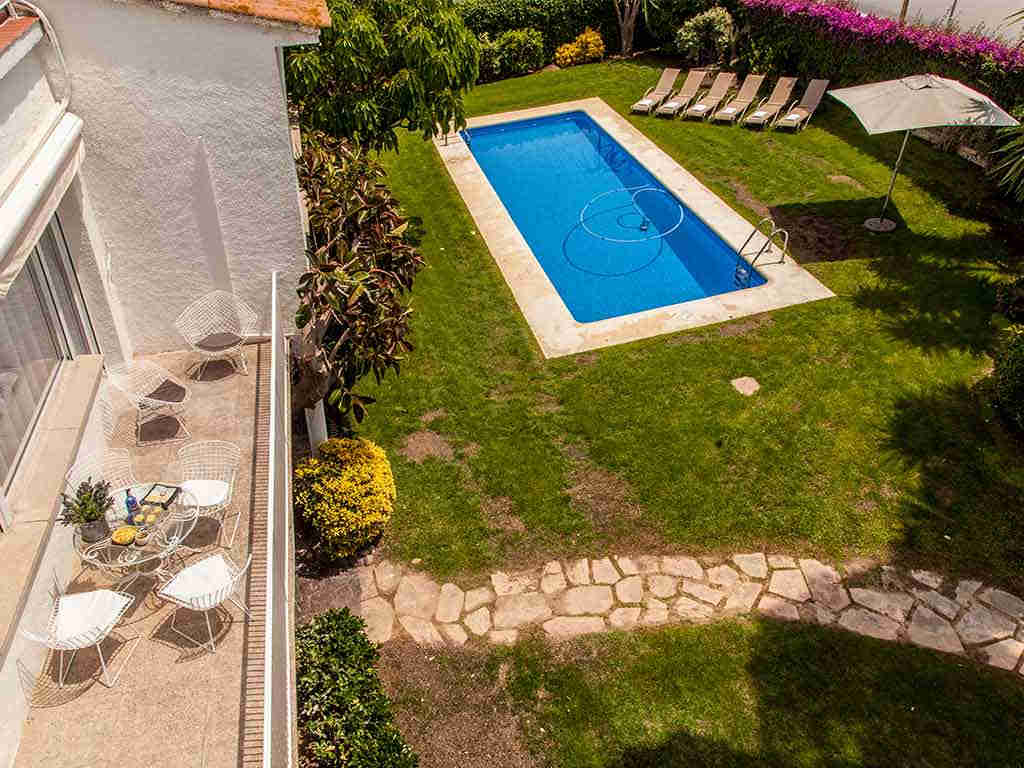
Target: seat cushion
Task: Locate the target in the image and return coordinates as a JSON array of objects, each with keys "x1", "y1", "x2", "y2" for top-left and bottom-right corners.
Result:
[
  {"x1": 159, "y1": 553, "x2": 234, "y2": 605},
  {"x1": 196, "y1": 331, "x2": 243, "y2": 353},
  {"x1": 146, "y1": 379, "x2": 188, "y2": 404},
  {"x1": 180, "y1": 479, "x2": 229, "y2": 508},
  {"x1": 54, "y1": 590, "x2": 132, "y2": 646}
]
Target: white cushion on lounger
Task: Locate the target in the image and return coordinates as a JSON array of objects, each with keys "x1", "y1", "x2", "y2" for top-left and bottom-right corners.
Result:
[
  {"x1": 721, "y1": 107, "x2": 737, "y2": 114},
  {"x1": 637, "y1": 99, "x2": 653, "y2": 106},
  {"x1": 751, "y1": 110, "x2": 768, "y2": 118},
  {"x1": 784, "y1": 112, "x2": 802, "y2": 121},
  {"x1": 663, "y1": 101, "x2": 679, "y2": 109},
  {"x1": 692, "y1": 104, "x2": 707, "y2": 112}
]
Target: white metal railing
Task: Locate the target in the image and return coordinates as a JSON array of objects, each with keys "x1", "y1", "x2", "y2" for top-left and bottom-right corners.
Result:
[{"x1": 264, "y1": 270, "x2": 297, "y2": 767}]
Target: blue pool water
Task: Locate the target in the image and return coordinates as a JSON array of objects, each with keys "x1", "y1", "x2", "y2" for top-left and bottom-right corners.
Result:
[{"x1": 461, "y1": 111, "x2": 765, "y2": 323}]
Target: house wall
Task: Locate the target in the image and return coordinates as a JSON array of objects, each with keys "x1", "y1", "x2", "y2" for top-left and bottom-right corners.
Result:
[{"x1": 37, "y1": 0, "x2": 314, "y2": 356}]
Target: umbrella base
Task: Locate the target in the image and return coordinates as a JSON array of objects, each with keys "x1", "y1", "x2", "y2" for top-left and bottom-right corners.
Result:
[{"x1": 864, "y1": 217, "x2": 897, "y2": 233}]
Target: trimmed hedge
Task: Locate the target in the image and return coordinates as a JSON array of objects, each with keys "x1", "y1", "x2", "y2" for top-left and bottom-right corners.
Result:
[
  {"x1": 479, "y1": 27, "x2": 546, "y2": 82},
  {"x1": 456, "y1": 0, "x2": 622, "y2": 55},
  {"x1": 994, "y1": 326, "x2": 1024, "y2": 433},
  {"x1": 297, "y1": 609, "x2": 417, "y2": 768}
]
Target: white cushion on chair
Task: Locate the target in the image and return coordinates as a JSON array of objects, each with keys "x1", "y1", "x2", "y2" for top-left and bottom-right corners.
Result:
[
  {"x1": 159, "y1": 553, "x2": 234, "y2": 604},
  {"x1": 54, "y1": 590, "x2": 132, "y2": 645},
  {"x1": 180, "y1": 479, "x2": 229, "y2": 507}
]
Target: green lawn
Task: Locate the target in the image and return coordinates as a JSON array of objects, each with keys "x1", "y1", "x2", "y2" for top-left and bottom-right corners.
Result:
[{"x1": 363, "y1": 59, "x2": 1024, "y2": 590}]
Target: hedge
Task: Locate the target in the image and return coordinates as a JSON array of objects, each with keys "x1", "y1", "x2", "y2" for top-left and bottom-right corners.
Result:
[{"x1": 456, "y1": 0, "x2": 625, "y2": 55}]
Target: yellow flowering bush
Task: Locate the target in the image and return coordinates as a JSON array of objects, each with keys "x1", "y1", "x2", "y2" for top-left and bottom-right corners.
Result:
[
  {"x1": 554, "y1": 28, "x2": 604, "y2": 67},
  {"x1": 294, "y1": 438, "x2": 396, "y2": 562},
  {"x1": 555, "y1": 40, "x2": 583, "y2": 67}
]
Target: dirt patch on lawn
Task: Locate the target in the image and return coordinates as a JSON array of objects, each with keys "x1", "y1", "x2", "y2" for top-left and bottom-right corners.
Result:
[
  {"x1": 379, "y1": 640, "x2": 539, "y2": 768},
  {"x1": 828, "y1": 174, "x2": 866, "y2": 191},
  {"x1": 565, "y1": 465, "x2": 644, "y2": 527},
  {"x1": 401, "y1": 430, "x2": 456, "y2": 464},
  {"x1": 770, "y1": 210, "x2": 854, "y2": 263},
  {"x1": 728, "y1": 180, "x2": 771, "y2": 218},
  {"x1": 481, "y1": 495, "x2": 526, "y2": 532},
  {"x1": 420, "y1": 408, "x2": 449, "y2": 424},
  {"x1": 668, "y1": 314, "x2": 774, "y2": 345},
  {"x1": 532, "y1": 392, "x2": 563, "y2": 414}
]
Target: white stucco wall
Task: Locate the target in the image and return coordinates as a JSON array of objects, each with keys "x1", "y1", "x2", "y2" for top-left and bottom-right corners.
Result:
[{"x1": 37, "y1": 0, "x2": 314, "y2": 355}]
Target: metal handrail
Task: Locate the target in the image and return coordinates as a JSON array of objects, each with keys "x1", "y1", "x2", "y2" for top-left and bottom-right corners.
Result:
[{"x1": 735, "y1": 217, "x2": 789, "y2": 288}]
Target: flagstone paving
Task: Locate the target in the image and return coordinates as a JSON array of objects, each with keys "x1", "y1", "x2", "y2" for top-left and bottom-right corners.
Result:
[{"x1": 354, "y1": 553, "x2": 1024, "y2": 678}]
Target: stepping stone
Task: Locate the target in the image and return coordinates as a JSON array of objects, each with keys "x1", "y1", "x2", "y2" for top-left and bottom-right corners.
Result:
[
  {"x1": 399, "y1": 615, "x2": 444, "y2": 646},
  {"x1": 541, "y1": 562, "x2": 568, "y2": 594},
  {"x1": 955, "y1": 579, "x2": 982, "y2": 607},
  {"x1": 681, "y1": 580, "x2": 726, "y2": 607},
  {"x1": 912, "y1": 588, "x2": 960, "y2": 621},
  {"x1": 543, "y1": 616, "x2": 606, "y2": 639},
  {"x1": 758, "y1": 595, "x2": 799, "y2": 621},
  {"x1": 661, "y1": 556, "x2": 703, "y2": 579},
  {"x1": 360, "y1": 597, "x2": 394, "y2": 644},
  {"x1": 355, "y1": 566, "x2": 378, "y2": 599},
  {"x1": 732, "y1": 553, "x2": 768, "y2": 580},
  {"x1": 615, "y1": 556, "x2": 639, "y2": 575},
  {"x1": 978, "y1": 588, "x2": 1024, "y2": 620},
  {"x1": 674, "y1": 596, "x2": 714, "y2": 620},
  {"x1": 641, "y1": 597, "x2": 670, "y2": 625},
  {"x1": 435, "y1": 583, "x2": 465, "y2": 623},
  {"x1": 911, "y1": 569, "x2": 943, "y2": 589},
  {"x1": 841, "y1": 557, "x2": 878, "y2": 580},
  {"x1": 647, "y1": 574, "x2": 678, "y2": 599},
  {"x1": 811, "y1": 605, "x2": 836, "y2": 625},
  {"x1": 591, "y1": 557, "x2": 621, "y2": 585},
  {"x1": 491, "y1": 570, "x2": 536, "y2": 596},
  {"x1": 374, "y1": 560, "x2": 403, "y2": 594},
  {"x1": 955, "y1": 603, "x2": 1016, "y2": 645},
  {"x1": 440, "y1": 622, "x2": 468, "y2": 646},
  {"x1": 767, "y1": 555, "x2": 796, "y2": 569},
  {"x1": 908, "y1": 605, "x2": 964, "y2": 654},
  {"x1": 615, "y1": 575, "x2": 644, "y2": 604},
  {"x1": 493, "y1": 593, "x2": 552, "y2": 628},
  {"x1": 769, "y1": 569, "x2": 811, "y2": 603},
  {"x1": 608, "y1": 606, "x2": 642, "y2": 630},
  {"x1": 707, "y1": 565, "x2": 740, "y2": 588},
  {"x1": 464, "y1": 586, "x2": 495, "y2": 613},
  {"x1": 978, "y1": 638, "x2": 1024, "y2": 670},
  {"x1": 799, "y1": 559, "x2": 850, "y2": 612},
  {"x1": 838, "y1": 608, "x2": 901, "y2": 641},
  {"x1": 731, "y1": 376, "x2": 760, "y2": 396},
  {"x1": 489, "y1": 629, "x2": 518, "y2": 645},
  {"x1": 394, "y1": 573, "x2": 441, "y2": 619},
  {"x1": 724, "y1": 582, "x2": 763, "y2": 614},
  {"x1": 850, "y1": 588, "x2": 914, "y2": 622},
  {"x1": 464, "y1": 606, "x2": 491, "y2": 636},
  {"x1": 636, "y1": 555, "x2": 661, "y2": 573},
  {"x1": 567, "y1": 558, "x2": 591, "y2": 585},
  {"x1": 562, "y1": 585, "x2": 614, "y2": 615}
]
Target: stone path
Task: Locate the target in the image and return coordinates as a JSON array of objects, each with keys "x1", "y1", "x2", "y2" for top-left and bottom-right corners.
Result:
[{"x1": 352, "y1": 553, "x2": 1024, "y2": 677}]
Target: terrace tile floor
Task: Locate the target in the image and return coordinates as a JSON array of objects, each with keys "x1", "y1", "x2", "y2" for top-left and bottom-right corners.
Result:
[{"x1": 14, "y1": 345, "x2": 270, "y2": 768}]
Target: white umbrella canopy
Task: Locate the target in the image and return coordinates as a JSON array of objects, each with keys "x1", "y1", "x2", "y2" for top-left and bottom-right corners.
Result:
[{"x1": 828, "y1": 74, "x2": 1020, "y2": 231}]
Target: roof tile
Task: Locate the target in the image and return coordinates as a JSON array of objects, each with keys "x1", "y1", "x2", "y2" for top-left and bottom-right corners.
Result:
[
  {"x1": 0, "y1": 16, "x2": 38, "y2": 57},
  {"x1": 175, "y1": 0, "x2": 331, "y2": 29}
]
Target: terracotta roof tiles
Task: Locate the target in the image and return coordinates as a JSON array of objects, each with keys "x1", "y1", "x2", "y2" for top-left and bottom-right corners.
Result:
[
  {"x1": 174, "y1": 0, "x2": 331, "y2": 29},
  {"x1": 0, "y1": 16, "x2": 38, "y2": 57}
]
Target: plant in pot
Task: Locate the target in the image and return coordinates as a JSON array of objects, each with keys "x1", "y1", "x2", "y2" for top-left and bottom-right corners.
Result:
[{"x1": 59, "y1": 478, "x2": 114, "y2": 543}]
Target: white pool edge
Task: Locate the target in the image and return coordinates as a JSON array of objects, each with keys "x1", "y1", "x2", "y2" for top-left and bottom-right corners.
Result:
[{"x1": 433, "y1": 97, "x2": 835, "y2": 358}]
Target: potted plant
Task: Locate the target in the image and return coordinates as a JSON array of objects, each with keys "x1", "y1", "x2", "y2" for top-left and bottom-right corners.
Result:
[{"x1": 59, "y1": 477, "x2": 114, "y2": 543}]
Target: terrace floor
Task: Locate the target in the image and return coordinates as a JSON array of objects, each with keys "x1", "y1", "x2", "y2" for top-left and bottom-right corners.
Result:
[{"x1": 14, "y1": 344, "x2": 270, "y2": 768}]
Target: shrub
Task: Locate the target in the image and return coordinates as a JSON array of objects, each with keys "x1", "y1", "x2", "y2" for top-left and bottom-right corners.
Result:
[
  {"x1": 994, "y1": 326, "x2": 1024, "y2": 432},
  {"x1": 996, "y1": 276, "x2": 1024, "y2": 323},
  {"x1": 555, "y1": 40, "x2": 583, "y2": 67},
  {"x1": 297, "y1": 609, "x2": 417, "y2": 768},
  {"x1": 496, "y1": 27, "x2": 546, "y2": 76},
  {"x1": 555, "y1": 27, "x2": 605, "y2": 67},
  {"x1": 457, "y1": 0, "x2": 623, "y2": 55},
  {"x1": 477, "y1": 33, "x2": 502, "y2": 82},
  {"x1": 675, "y1": 7, "x2": 733, "y2": 63},
  {"x1": 294, "y1": 438, "x2": 396, "y2": 562}
]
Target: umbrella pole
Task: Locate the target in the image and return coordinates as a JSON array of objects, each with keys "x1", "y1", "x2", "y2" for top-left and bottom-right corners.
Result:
[{"x1": 865, "y1": 129, "x2": 910, "y2": 233}]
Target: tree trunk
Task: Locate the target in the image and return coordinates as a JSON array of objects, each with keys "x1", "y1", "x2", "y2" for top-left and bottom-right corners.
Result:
[
  {"x1": 614, "y1": 0, "x2": 640, "y2": 56},
  {"x1": 898, "y1": 0, "x2": 910, "y2": 25},
  {"x1": 305, "y1": 399, "x2": 329, "y2": 453}
]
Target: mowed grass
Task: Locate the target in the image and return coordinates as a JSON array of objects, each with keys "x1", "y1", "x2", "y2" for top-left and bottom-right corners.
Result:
[{"x1": 364, "y1": 59, "x2": 1024, "y2": 588}]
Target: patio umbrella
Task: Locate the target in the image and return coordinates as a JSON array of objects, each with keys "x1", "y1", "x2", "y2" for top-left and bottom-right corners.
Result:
[{"x1": 828, "y1": 74, "x2": 1019, "y2": 232}]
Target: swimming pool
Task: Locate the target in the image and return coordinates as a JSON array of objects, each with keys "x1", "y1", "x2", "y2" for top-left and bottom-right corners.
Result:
[{"x1": 461, "y1": 111, "x2": 766, "y2": 323}]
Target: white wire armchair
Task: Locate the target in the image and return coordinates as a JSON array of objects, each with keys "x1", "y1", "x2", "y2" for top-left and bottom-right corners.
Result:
[
  {"x1": 21, "y1": 587, "x2": 139, "y2": 688},
  {"x1": 156, "y1": 552, "x2": 251, "y2": 653},
  {"x1": 107, "y1": 360, "x2": 191, "y2": 444},
  {"x1": 177, "y1": 440, "x2": 242, "y2": 549},
  {"x1": 174, "y1": 290, "x2": 259, "y2": 377}
]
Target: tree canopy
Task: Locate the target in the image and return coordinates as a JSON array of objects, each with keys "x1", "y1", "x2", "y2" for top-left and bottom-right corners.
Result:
[{"x1": 286, "y1": 0, "x2": 479, "y2": 152}]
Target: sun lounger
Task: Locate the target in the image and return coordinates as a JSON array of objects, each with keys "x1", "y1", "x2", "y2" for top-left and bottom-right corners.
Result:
[
  {"x1": 684, "y1": 72, "x2": 736, "y2": 120},
  {"x1": 711, "y1": 73, "x2": 766, "y2": 124},
  {"x1": 743, "y1": 77, "x2": 798, "y2": 128},
  {"x1": 631, "y1": 68, "x2": 681, "y2": 114},
  {"x1": 775, "y1": 78, "x2": 830, "y2": 130},
  {"x1": 655, "y1": 69, "x2": 707, "y2": 117}
]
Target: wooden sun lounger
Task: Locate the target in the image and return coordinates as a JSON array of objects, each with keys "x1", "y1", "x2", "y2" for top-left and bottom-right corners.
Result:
[
  {"x1": 711, "y1": 73, "x2": 766, "y2": 124},
  {"x1": 631, "y1": 68, "x2": 681, "y2": 114},
  {"x1": 743, "y1": 77, "x2": 798, "y2": 128},
  {"x1": 775, "y1": 78, "x2": 830, "y2": 130},
  {"x1": 655, "y1": 69, "x2": 707, "y2": 117},
  {"x1": 683, "y1": 72, "x2": 736, "y2": 120}
]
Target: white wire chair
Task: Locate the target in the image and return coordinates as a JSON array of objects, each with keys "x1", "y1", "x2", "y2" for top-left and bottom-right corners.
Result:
[
  {"x1": 177, "y1": 440, "x2": 242, "y2": 549},
  {"x1": 97, "y1": 379, "x2": 116, "y2": 444},
  {"x1": 174, "y1": 291, "x2": 259, "y2": 377},
  {"x1": 156, "y1": 552, "x2": 252, "y2": 653},
  {"x1": 21, "y1": 587, "x2": 140, "y2": 688},
  {"x1": 106, "y1": 360, "x2": 192, "y2": 444},
  {"x1": 65, "y1": 448, "x2": 137, "y2": 525}
]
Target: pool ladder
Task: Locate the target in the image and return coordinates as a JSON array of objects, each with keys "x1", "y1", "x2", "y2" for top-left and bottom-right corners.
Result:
[{"x1": 734, "y1": 217, "x2": 789, "y2": 288}]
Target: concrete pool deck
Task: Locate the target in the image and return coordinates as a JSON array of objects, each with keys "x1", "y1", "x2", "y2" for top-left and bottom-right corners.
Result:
[{"x1": 434, "y1": 97, "x2": 834, "y2": 357}]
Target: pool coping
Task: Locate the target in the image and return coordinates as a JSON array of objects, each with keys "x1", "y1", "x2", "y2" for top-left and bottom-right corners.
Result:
[{"x1": 433, "y1": 97, "x2": 835, "y2": 358}]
